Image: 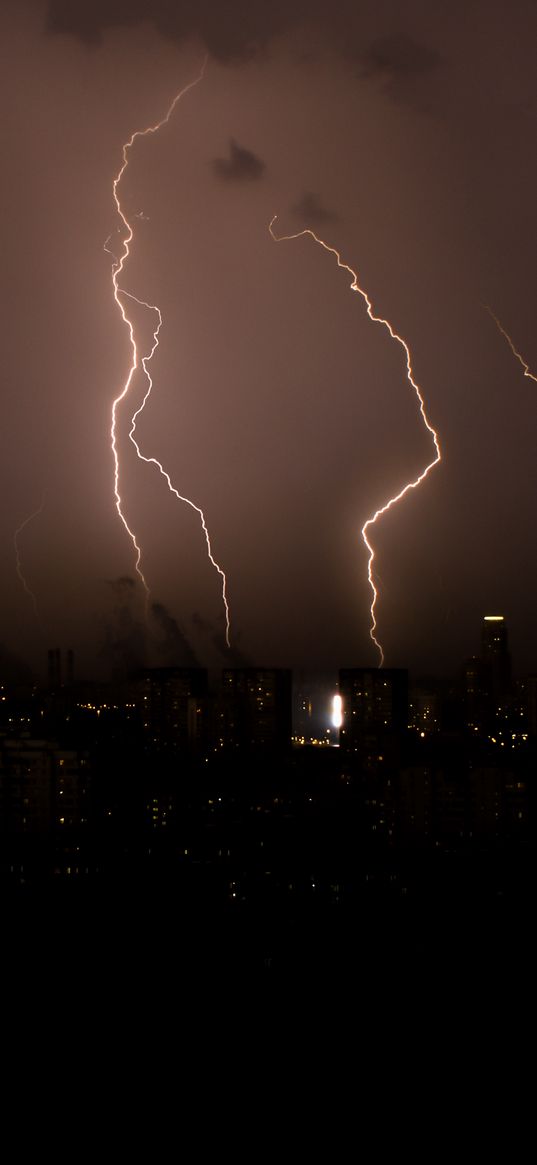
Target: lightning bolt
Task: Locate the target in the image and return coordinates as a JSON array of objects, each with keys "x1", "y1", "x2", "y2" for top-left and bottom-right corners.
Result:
[
  {"x1": 14, "y1": 494, "x2": 46, "y2": 617},
  {"x1": 484, "y1": 305, "x2": 537, "y2": 383},
  {"x1": 269, "y1": 217, "x2": 441, "y2": 666},
  {"x1": 109, "y1": 57, "x2": 231, "y2": 645}
]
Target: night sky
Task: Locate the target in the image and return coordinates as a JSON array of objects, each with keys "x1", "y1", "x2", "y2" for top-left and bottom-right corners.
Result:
[{"x1": 3, "y1": 0, "x2": 537, "y2": 682}]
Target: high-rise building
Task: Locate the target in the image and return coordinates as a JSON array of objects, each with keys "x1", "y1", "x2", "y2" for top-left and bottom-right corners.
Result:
[
  {"x1": 481, "y1": 615, "x2": 512, "y2": 700},
  {"x1": 219, "y1": 668, "x2": 292, "y2": 753},
  {"x1": 464, "y1": 655, "x2": 491, "y2": 733},
  {"x1": 136, "y1": 667, "x2": 208, "y2": 756},
  {"x1": 0, "y1": 738, "x2": 90, "y2": 835},
  {"x1": 338, "y1": 668, "x2": 408, "y2": 753}
]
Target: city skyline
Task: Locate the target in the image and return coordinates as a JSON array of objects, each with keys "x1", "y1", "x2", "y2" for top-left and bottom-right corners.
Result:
[{"x1": 1, "y1": 603, "x2": 532, "y2": 695}]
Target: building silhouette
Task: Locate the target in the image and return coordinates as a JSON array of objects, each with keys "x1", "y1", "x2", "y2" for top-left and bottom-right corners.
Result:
[
  {"x1": 464, "y1": 616, "x2": 513, "y2": 733},
  {"x1": 219, "y1": 668, "x2": 292, "y2": 753},
  {"x1": 135, "y1": 667, "x2": 208, "y2": 756},
  {"x1": 0, "y1": 737, "x2": 89, "y2": 836},
  {"x1": 481, "y1": 615, "x2": 511, "y2": 700},
  {"x1": 464, "y1": 655, "x2": 491, "y2": 734},
  {"x1": 338, "y1": 668, "x2": 408, "y2": 754}
]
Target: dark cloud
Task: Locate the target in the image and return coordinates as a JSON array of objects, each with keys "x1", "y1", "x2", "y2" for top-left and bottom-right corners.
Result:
[
  {"x1": 44, "y1": 0, "x2": 312, "y2": 60},
  {"x1": 292, "y1": 191, "x2": 338, "y2": 225},
  {"x1": 151, "y1": 602, "x2": 199, "y2": 667},
  {"x1": 42, "y1": 1, "x2": 447, "y2": 120},
  {"x1": 44, "y1": 3, "x2": 444, "y2": 110},
  {"x1": 358, "y1": 33, "x2": 444, "y2": 107},
  {"x1": 212, "y1": 138, "x2": 265, "y2": 182},
  {"x1": 363, "y1": 34, "x2": 442, "y2": 80},
  {"x1": 108, "y1": 576, "x2": 137, "y2": 595}
]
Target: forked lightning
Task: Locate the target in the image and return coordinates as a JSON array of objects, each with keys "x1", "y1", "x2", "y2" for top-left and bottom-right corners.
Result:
[
  {"x1": 109, "y1": 58, "x2": 231, "y2": 644},
  {"x1": 269, "y1": 216, "x2": 441, "y2": 666}
]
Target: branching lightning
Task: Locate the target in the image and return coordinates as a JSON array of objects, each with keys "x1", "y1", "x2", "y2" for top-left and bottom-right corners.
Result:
[
  {"x1": 484, "y1": 305, "x2": 537, "y2": 383},
  {"x1": 14, "y1": 494, "x2": 46, "y2": 616},
  {"x1": 109, "y1": 57, "x2": 231, "y2": 644},
  {"x1": 269, "y1": 216, "x2": 441, "y2": 666}
]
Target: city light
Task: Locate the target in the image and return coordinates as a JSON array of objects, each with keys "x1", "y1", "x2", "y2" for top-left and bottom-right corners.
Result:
[{"x1": 331, "y1": 693, "x2": 343, "y2": 729}]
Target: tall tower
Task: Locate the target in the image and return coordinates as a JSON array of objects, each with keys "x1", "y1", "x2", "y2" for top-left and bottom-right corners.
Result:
[
  {"x1": 338, "y1": 668, "x2": 408, "y2": 753},
  {"x1": 136, "y1": 667, "x2": 208, "y2": 756},
  {"x1": 220, "y1": 668, "x2": 292, "y2": 753},
  {"x1": 481, "y1": 615, "x2": 511, "y2": 701}
]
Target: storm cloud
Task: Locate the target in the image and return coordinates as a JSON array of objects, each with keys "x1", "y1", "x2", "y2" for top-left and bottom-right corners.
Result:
[
  {"x1": 292, "y1": 192, "x2": 338, "y2": 226},
  {"x1": 212, "y1": 138, "x2": 265, "y2": 182},
  {"x1": 44, "y1": 0, "x2": 444, "y2": 90},
  {"x1": 45, "y1": 0, "x2": 316, "y2": 58}
]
